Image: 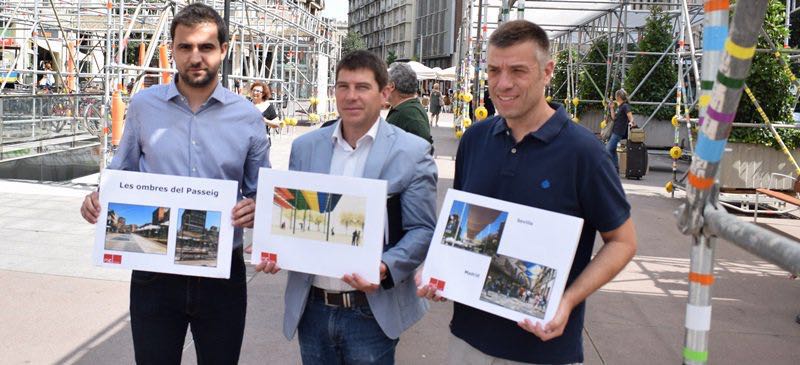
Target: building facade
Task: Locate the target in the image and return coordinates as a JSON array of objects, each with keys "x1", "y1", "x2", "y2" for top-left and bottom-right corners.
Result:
[
  {"x1": 348, "y1": 0, "x2": 417, "y2": 62},
  {"x1": 414, "y1": 0, "x2": 456, "y2": 68}
]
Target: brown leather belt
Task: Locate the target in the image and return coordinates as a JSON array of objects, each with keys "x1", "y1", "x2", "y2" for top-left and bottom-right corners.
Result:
[{"x1": 311, "y1": 286, "x2": 368, "y2": 308}]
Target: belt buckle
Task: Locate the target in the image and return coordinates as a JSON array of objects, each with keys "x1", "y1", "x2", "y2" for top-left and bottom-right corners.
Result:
[{"x1": 323, "y1": 291, "x2": 351, "y2": 308}]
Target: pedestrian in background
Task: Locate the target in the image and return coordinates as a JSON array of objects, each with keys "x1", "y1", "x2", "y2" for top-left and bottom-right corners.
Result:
[{"x1": 429, "y1": 83, "x2": 442, "y2": 127}]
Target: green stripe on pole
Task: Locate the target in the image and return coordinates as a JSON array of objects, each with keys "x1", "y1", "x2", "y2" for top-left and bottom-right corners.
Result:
[
  {"x1": 683, "y1": 348, "x2": 709, "y2": 362},
  {"x1": 716, "y1": 72, "x2": 745, "y2": 89},
  {"x1": 701, "y1": 80, "x2": 714, "y2": 90}
]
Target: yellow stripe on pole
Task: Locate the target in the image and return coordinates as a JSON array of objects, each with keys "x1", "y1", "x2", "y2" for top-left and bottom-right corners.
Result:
[
  {"x1": 724, "y1": 39, "x2": 756, "y2": 60},
  {"x1": 699, "y1": 95, "x2": 711, "y2": 107}
]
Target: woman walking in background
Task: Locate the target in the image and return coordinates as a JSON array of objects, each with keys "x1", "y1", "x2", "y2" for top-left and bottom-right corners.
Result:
[
  {"x1": 606, "y1": 89, "x2": 637, "y2": 170},
  {"x1": 429, "y1": 83, "x2": 443, "y2": 127},
  {"x1": 250, "y1": 82, "x2": 281, "y2": 135}
]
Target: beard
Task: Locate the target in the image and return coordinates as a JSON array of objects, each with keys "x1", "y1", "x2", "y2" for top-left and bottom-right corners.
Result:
[{"x1": 178, "y1": 64, "x2": 218, "y2": 88}]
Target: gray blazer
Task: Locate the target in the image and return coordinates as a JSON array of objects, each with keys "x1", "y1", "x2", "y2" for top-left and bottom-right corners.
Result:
[{"x1": 282, "y1": 118, "x2": 438, "y2": 340}]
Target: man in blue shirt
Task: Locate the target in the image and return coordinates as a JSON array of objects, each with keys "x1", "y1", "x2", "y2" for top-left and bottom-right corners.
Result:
[
  {"x1": 79, "y1": 4, "x2": 270, "y2": 364},
  {"x1": 418, "y1": 20, "x2": 637, "y2": 364}
]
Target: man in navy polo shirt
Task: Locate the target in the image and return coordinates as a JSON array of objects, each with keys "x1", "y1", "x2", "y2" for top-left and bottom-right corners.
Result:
[{"x1": 419, "y1": 20, "x2": 637, "y2": 364}]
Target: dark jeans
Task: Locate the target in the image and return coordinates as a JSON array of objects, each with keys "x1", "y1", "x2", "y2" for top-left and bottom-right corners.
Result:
[
  {"x1": 129, "y1": 248, "x2": 246, "y2": 365},
  {"x1": 297, "y1": 292, "x2": 398, "y2": 365},
  {"x1": 605, "y1": 132, "x2": 623, "y2": 171}
]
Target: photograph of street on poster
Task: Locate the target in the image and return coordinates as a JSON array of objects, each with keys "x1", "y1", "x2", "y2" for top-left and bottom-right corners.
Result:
[
  {"x1": 105, "y1": 203, "x2": 170, "y2": 254},
  {"x1": 480, "y1": 254, "x2": 557, "y2": 319},
  {"x1": 442, "y1": 200, "x2": 508, "y2": 257},
  {"x1": 175, "y1": 209, "x2": 221, "y2": 267},
  {"x1": 272, "y1": 187, "x2": 367, "y2": 247}
]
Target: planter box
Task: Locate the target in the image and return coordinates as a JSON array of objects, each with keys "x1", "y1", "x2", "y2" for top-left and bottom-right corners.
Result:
[
  {"x1": 578, "y1": 109, "x2": 688, "y2": 149},
  {"x1": 719, "y1": 142, "x2": 799, "y2": 190}
]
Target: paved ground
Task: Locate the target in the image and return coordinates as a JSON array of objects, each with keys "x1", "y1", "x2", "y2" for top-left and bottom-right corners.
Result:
[{"x1": 1, "y1": 112, "x2": 799, "y2": 364}]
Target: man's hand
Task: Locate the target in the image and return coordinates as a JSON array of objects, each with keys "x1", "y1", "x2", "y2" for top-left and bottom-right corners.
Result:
[
  {"x1": 254, "y1": 258, "x2": 281, "y2": 274},
  {"x1": 342, "y1": 263, "x2": 387, "y2": 294},
  {"x1": 414, "y1": 268, "x2": 447, "y2": 302},
  {"x1": 517, "y1": 297, "x2": 573, "y2": 341},
  {"x1": 80, "y1": 191, "x2": 100, "y2": 224},
  {"x1": 231, "y1": 198, "x2": 256, "y2": 228}
]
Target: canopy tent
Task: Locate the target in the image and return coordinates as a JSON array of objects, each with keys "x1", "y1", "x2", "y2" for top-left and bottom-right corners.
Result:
[
  {"x1": 406, "y1": 61, "x2": 437, "y2": 80},
  {"x1": 436, "y1": 66, "x2": 457, "y2": 81},
  {"x1": 273, "y1": 188, "x2": 342, "y2": 213}
]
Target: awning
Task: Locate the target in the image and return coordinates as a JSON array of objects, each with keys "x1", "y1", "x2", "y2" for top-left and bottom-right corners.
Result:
[
  {"x1": 406, "y1": 61, "x2": 437, "y2": 80},
  {"x1": 273, "y1": 188, "x2": 342, "y2": 213},
  {"x1": 436, "y1": 66, "x2": 456, "y2": 81}
]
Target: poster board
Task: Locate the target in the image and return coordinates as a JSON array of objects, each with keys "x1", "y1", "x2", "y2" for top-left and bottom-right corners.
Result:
[
  {"x1": 93, "y1": 169, "x2": 238, "y2": 278},
  {"x1": 421, "y1": 189, "x2": 584, "y2": 325},
  {"x1": 252, "y1": 169, "x2": 388, "y2": 283}
]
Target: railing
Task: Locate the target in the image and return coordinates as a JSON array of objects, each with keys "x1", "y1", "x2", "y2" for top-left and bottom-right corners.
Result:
[{"x1": 0, "y1": 92, "x2": 105, "y2": 159}]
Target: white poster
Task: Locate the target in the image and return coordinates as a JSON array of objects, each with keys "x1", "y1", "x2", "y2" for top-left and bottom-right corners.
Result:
[
  {"x1": 251, "y1": 169, "x2": 387, "y2": 283},
  {"x1": 421, "y1": 189, "x2": 584, "y2": 325},
  {"x1": 93, "y1": 169, "x2": 238, "y2": 278}
]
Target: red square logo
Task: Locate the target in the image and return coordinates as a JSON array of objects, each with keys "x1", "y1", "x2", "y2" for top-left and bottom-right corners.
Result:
[
  {"x1": 261, "y1": 252, "x2": 277, "y2": 263},
  {"x1": 103, "y1": 254, "x2": 122, "y2": 264},
  {"x1": 429, "y1": 278, "x2": 446, "y2": 291}
]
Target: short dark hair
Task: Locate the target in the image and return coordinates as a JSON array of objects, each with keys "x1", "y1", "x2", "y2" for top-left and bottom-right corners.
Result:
[
  {"x1": 170, "y1": 3, "x2": 228, "y2": 46},
  {"x1": 489, "y1": 20, "x2": 550, "y2": 65},
  {"x1": 336, "y1": 50, "x2": 388, "y2": 90}
]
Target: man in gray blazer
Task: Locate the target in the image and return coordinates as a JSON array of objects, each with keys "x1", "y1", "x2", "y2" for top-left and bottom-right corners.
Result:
[{"x1": 256, "y1": 50, "x2": 437, "y2": 364}]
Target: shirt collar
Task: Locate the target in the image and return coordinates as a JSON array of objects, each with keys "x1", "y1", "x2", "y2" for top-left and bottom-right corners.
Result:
[
  {"x1": 331, "y1": 116, "x2": 382, "y2": 149},
  {"x1": 164, "y1": 78, "x2": 230, "y2": 105},
  {"x1": 491, "y1": 103, "x2": 569, "y2": 144}
]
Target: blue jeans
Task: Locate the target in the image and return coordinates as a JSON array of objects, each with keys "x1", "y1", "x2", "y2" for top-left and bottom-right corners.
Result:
[
  {"x1": 605, "y1": 133, "x2": 623, "y2": 170},
  {"x1": 129, "y1": 248, "x2": 246, "y2": 365},
  {"x1": 297, "y1": 293, "x2": 399, "y2": 364}
]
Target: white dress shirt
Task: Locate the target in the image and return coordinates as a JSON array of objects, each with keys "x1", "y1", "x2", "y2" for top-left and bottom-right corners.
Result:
[{"x1": 312, "y1": 118, "x2": 381, "y2": 291}]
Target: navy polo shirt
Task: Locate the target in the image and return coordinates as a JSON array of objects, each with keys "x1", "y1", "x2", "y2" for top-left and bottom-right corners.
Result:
[{"x1": 450, "y1": 105, "x2": 631, "y2": 364}]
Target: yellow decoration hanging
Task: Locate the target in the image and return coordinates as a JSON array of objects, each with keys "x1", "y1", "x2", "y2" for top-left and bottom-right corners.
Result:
[
  {"x1": 671, "y1": 115, "x2": 680, "y2": 127},
  {"x1": 462, "y1": 117, "x2": 473, "y2": 128},
  {"x1": 571, "y1": 97, "x2": 580, "y2": 107},
  {"x1": 461, "y1": 92, "x2": 473, "y2": 103},
  {"x1": 455, "y1": 130, "x2": 464, "y2": 138},
  {"x1": 600, "y1": 119, "x2": 607, "y2": 129},
  {"x1": 669, "y1": 146, "x2": 683, "y2": 159},
  {"x1": 545, "y1": 96, "x2": 553, "y2": 103},
  {"x1": 475, "y1": 106, "x2": 488, "y2": 120},
  {"x1": 665, "y1": 181, "x2": 674, "y2": 193}
]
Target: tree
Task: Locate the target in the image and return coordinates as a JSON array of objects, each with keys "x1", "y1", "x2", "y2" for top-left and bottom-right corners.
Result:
[
  {"x1": 728, "y1": 0, "x2": 799, "y2": 149},
  {"x1": 342, "y1": 31, "x2": 366, "y2": 56},
  {"x1": 549, "y1": 50, "x2": 579, "y2": 105},
  {"x1": 623, "y1": 6, "x2": 677, "y2": 120},
  {"x1": 386, "y1": 51, "x2": 397, "y2": 66},
  {"x1": 578, "y1": 38, "x2": 609, "y2": 114}
]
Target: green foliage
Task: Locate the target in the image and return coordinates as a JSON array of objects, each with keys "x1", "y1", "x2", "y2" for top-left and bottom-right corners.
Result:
[
  {"x1": 549, "y1": 49, "x2": 579, "y2": 104},
  {"x1": 728, "y1": 0, "x2": 799, "y2": 149},
  {"x1": 623, "y1": 6, "x2": 676, "y2": 120},
  {"x1": 386, "y1": 51, "x2": 397, "y2": 65},
  {"x1": 342, "y1": 31, "x2": 366, "y2": 55},
  {"x1": 578, "y1": 38, "x2": 609, "y2": 114}
]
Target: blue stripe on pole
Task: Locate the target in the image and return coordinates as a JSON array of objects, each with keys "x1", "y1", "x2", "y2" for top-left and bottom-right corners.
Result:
[
  {"x1": 704, "y1": 26, "x2": 728, "y2": 51},
  {"x1": 695, "y1": 133, "x2": 727, "y2": 163}
]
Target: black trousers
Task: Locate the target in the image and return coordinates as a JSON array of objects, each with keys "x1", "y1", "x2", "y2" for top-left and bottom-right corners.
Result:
[{"x1": 129, "y1": 248, "x2": 246, "y2": 365}]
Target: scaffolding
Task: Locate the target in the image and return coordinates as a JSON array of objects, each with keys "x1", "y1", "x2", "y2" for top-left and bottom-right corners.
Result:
[{"x1": 0, "y1": 0, "x2": 343, "y2": 170}]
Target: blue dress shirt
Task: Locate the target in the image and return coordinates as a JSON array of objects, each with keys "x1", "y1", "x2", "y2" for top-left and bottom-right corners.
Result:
[{"x1": 109, "y1": 81, "x2": 271, "y2": 248}]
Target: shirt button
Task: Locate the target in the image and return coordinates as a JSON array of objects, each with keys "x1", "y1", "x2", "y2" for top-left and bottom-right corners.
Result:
[
  {"x1": 511, "y1": 148, "x2": 517, "y2": 154},
  {"x1": 192, "y1": 140, "x2": 197, "y2": 145},
  {"x1": 192, "y1": 167, "x2": 197, "y2": 172}
]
